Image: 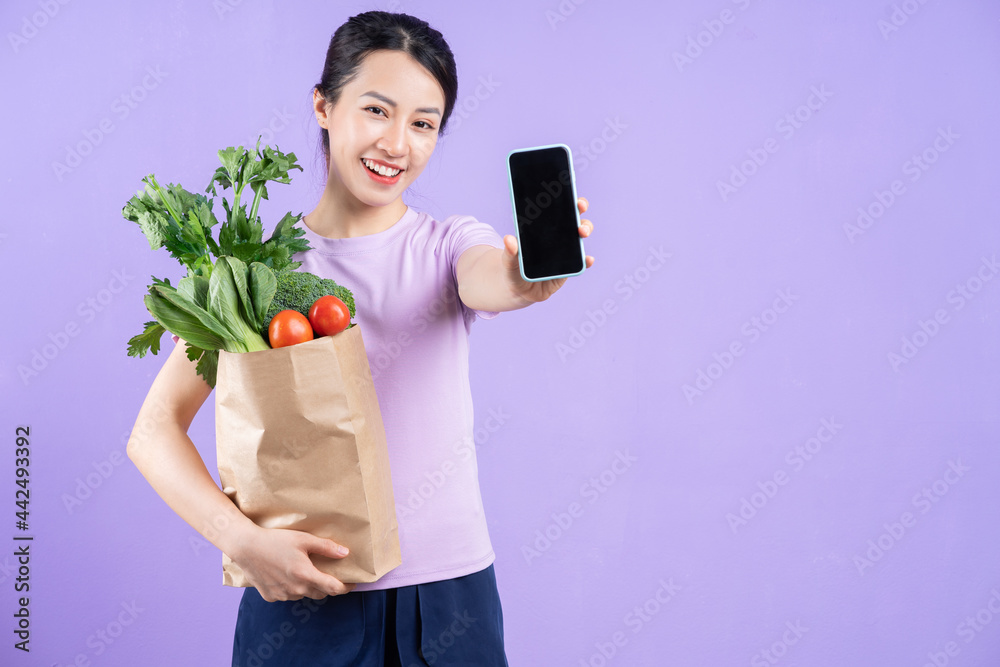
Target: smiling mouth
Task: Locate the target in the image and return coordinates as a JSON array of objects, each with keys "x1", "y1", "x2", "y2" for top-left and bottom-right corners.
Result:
[{"x1": 362, "y1": 158, "x2": 403, "y2": 177}]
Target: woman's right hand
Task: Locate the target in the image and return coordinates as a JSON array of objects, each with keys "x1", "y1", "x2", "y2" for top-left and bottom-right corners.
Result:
[{"x1": 229, "y1": 525, "x2": 356, "y2": 602}]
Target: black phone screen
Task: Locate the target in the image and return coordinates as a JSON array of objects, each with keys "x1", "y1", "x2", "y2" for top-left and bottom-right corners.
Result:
[{"x1": 508, "y1": 146, "x2": 584, "y2": 281}]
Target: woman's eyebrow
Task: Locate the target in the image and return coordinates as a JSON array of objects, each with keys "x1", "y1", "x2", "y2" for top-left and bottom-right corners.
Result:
[{"x1": 361, "y1": 90, "x2": 441, "y2": 116}]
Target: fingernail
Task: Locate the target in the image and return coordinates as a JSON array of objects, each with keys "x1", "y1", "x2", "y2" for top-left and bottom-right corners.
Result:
[{"x1": 337, "y1": 545, "x2": 349, "y2": 556}]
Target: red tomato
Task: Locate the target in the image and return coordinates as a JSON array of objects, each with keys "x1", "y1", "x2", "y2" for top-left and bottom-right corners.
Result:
[
  {"x1": 309, "y1": 295, "x2": 351, "y2": 337},
  {"x1": 268, "y1": 310, "x2": 314, "y2": 348}
]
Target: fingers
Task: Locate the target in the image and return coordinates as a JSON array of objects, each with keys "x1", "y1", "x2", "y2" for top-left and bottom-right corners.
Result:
[
  {"x1": 244, "y1": 531, "x2": 357, "y2": 602},
  {"x1": 310, "y1": 572, "x2": 355, "y2": 598},
  {"x1": 585, "y1": 255, "x2": 595, "y2": 268},
  {"x1": 292, "y1": 536, "x2": 356, "y2": 599},
  {"x1": 297, "y1": 534, "x2": 354, "y2": 600},
  {"x1": 260, "y1": 576, "x2": 354, "y2": 602},
  {"x1": 502, "y1": 235, "x2": 520, "y2": 272},
  {"x1": 306, "y1": 535, "x2": 350, "y2": 559},
  {"x1": 503, "y1": 234, "x2": 518, "y2": 256},
  {"x1": 303, "y1": 536, "x2": 354, "y2": 596},
  {"x1": 577, "y1": 196, "x2": 593, "y2": 238}
]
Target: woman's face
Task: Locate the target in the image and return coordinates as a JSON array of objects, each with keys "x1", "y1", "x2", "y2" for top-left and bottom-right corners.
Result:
[{"x1": 316, "y1": 50, "x2": 446, "y2": 209}]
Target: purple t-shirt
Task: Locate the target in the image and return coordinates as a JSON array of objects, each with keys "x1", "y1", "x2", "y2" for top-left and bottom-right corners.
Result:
[{"x1": 292, "y1": 206, "x2": 504, "y2": 590}]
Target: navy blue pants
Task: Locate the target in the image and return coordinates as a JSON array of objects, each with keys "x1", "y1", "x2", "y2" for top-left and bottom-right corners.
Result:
[{"x1": 232, "y1": 565, "x2": 508, "y2": 666}]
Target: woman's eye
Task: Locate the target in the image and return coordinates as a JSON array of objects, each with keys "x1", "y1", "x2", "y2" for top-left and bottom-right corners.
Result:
[
  {"x1": 414, "y1": 120, "x2": 436, "y2": 130},
  {"x1": 366, "y1": 106, "x2": 386, "y2": 116}
]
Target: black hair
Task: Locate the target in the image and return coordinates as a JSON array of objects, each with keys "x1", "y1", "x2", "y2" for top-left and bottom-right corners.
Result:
[{"x1": 315, "y1": 11, "x2": 458, "y2": 169}]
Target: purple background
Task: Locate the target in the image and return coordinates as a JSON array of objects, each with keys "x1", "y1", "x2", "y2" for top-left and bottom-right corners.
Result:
[{"x1": 3, "y1": 0, "x2": 1000, "y2": 665}]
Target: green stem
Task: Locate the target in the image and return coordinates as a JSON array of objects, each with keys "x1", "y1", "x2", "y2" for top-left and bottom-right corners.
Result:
[
  {"x1": 230, "y1": 150, "x2": 248, "y2": 213},
  {"x1": 223, "y1": 318, "x2": 272, "y2": 353},
  {"x1": 248, "y1": 184, "x2": 263, "y2": 225},
  {"x1": 148, "y1": 176, "x2": 184, "y2": 227},
  {"x1": 231, "y1": 182, "x2": 243, "y2": 217},
  {"x1": 247, "y1": 334, "x2": 270, "y2": 351},
  {"x1": 233, "y1": 331, "x2": 270, "y2": 352}
]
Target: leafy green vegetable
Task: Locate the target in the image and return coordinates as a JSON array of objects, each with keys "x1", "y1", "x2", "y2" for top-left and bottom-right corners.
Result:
[
  {"x1": 127, "y1": 319, "x2": 167, "y2": 358},
  {"x1": 247, "y1": 263, "x2": 277, "y2": 330},
  {"x1": 123, "y1": 176, "x2": 219, "y2": 277},
  {"x1": 261, "y1": 270, "x2": 356, "y2": 339},
  {"x1": 123, "y1": 139, "x2": 309, "y2": 282},
  {"x1": 140, "y1": 258, "x2": 273, "y2": 387},
  {"x1": 184, "y1": 344, "x2": 219, "y2": 389},
  {"x1": 210, "y1": 257, "x2": 275, "y2": 350},
  {"x1": 124, "y1": 140, "x2": 312, "y2": 386},
  {"x1": 208, "y1": 141, "x2": 308, "y2": 270}
]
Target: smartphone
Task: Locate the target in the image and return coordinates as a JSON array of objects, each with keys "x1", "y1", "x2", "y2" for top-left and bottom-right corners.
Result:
[{"x1": 506, "y1": 144, "x2": 586, "y2": 282}]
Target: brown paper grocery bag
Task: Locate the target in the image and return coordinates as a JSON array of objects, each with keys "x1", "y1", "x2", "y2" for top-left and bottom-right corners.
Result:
[{"x1": 214, "y1": 325, "x2": 400, "y2": 586}]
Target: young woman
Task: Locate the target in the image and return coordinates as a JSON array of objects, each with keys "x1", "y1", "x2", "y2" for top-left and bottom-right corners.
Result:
[{"x1": 127, "y1": 10, "x2": 594, "y2": 666}]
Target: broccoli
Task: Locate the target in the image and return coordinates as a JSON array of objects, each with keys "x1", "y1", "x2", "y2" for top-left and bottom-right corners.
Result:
[{"x1": 261, "y1": 270, "x2": 357, "y2": 338}]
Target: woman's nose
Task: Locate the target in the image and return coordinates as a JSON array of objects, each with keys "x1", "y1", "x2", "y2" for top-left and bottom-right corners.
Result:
[{"x1": 377, "y1": 121, "x2": 407, "y2": 157}]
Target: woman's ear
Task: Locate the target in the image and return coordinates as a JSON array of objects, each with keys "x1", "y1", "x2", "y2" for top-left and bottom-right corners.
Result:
[{"x1": 313, "y1": 88, "x2": 329, "y2": 129}]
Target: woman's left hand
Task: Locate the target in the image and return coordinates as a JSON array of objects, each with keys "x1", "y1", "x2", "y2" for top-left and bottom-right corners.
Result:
[{"x1": 501, "y1": 196, "x2": 595, "y2": 304}]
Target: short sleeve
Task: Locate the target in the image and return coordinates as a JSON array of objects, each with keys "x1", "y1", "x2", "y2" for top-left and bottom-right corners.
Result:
[{"x1": 444, "y1": 215, "x2": 505, "y2": 322}]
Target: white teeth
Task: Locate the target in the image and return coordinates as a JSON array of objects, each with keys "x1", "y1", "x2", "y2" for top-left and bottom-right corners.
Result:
[{"x1": 364, "y1": 159, "x2": 400, "y2": 177}]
